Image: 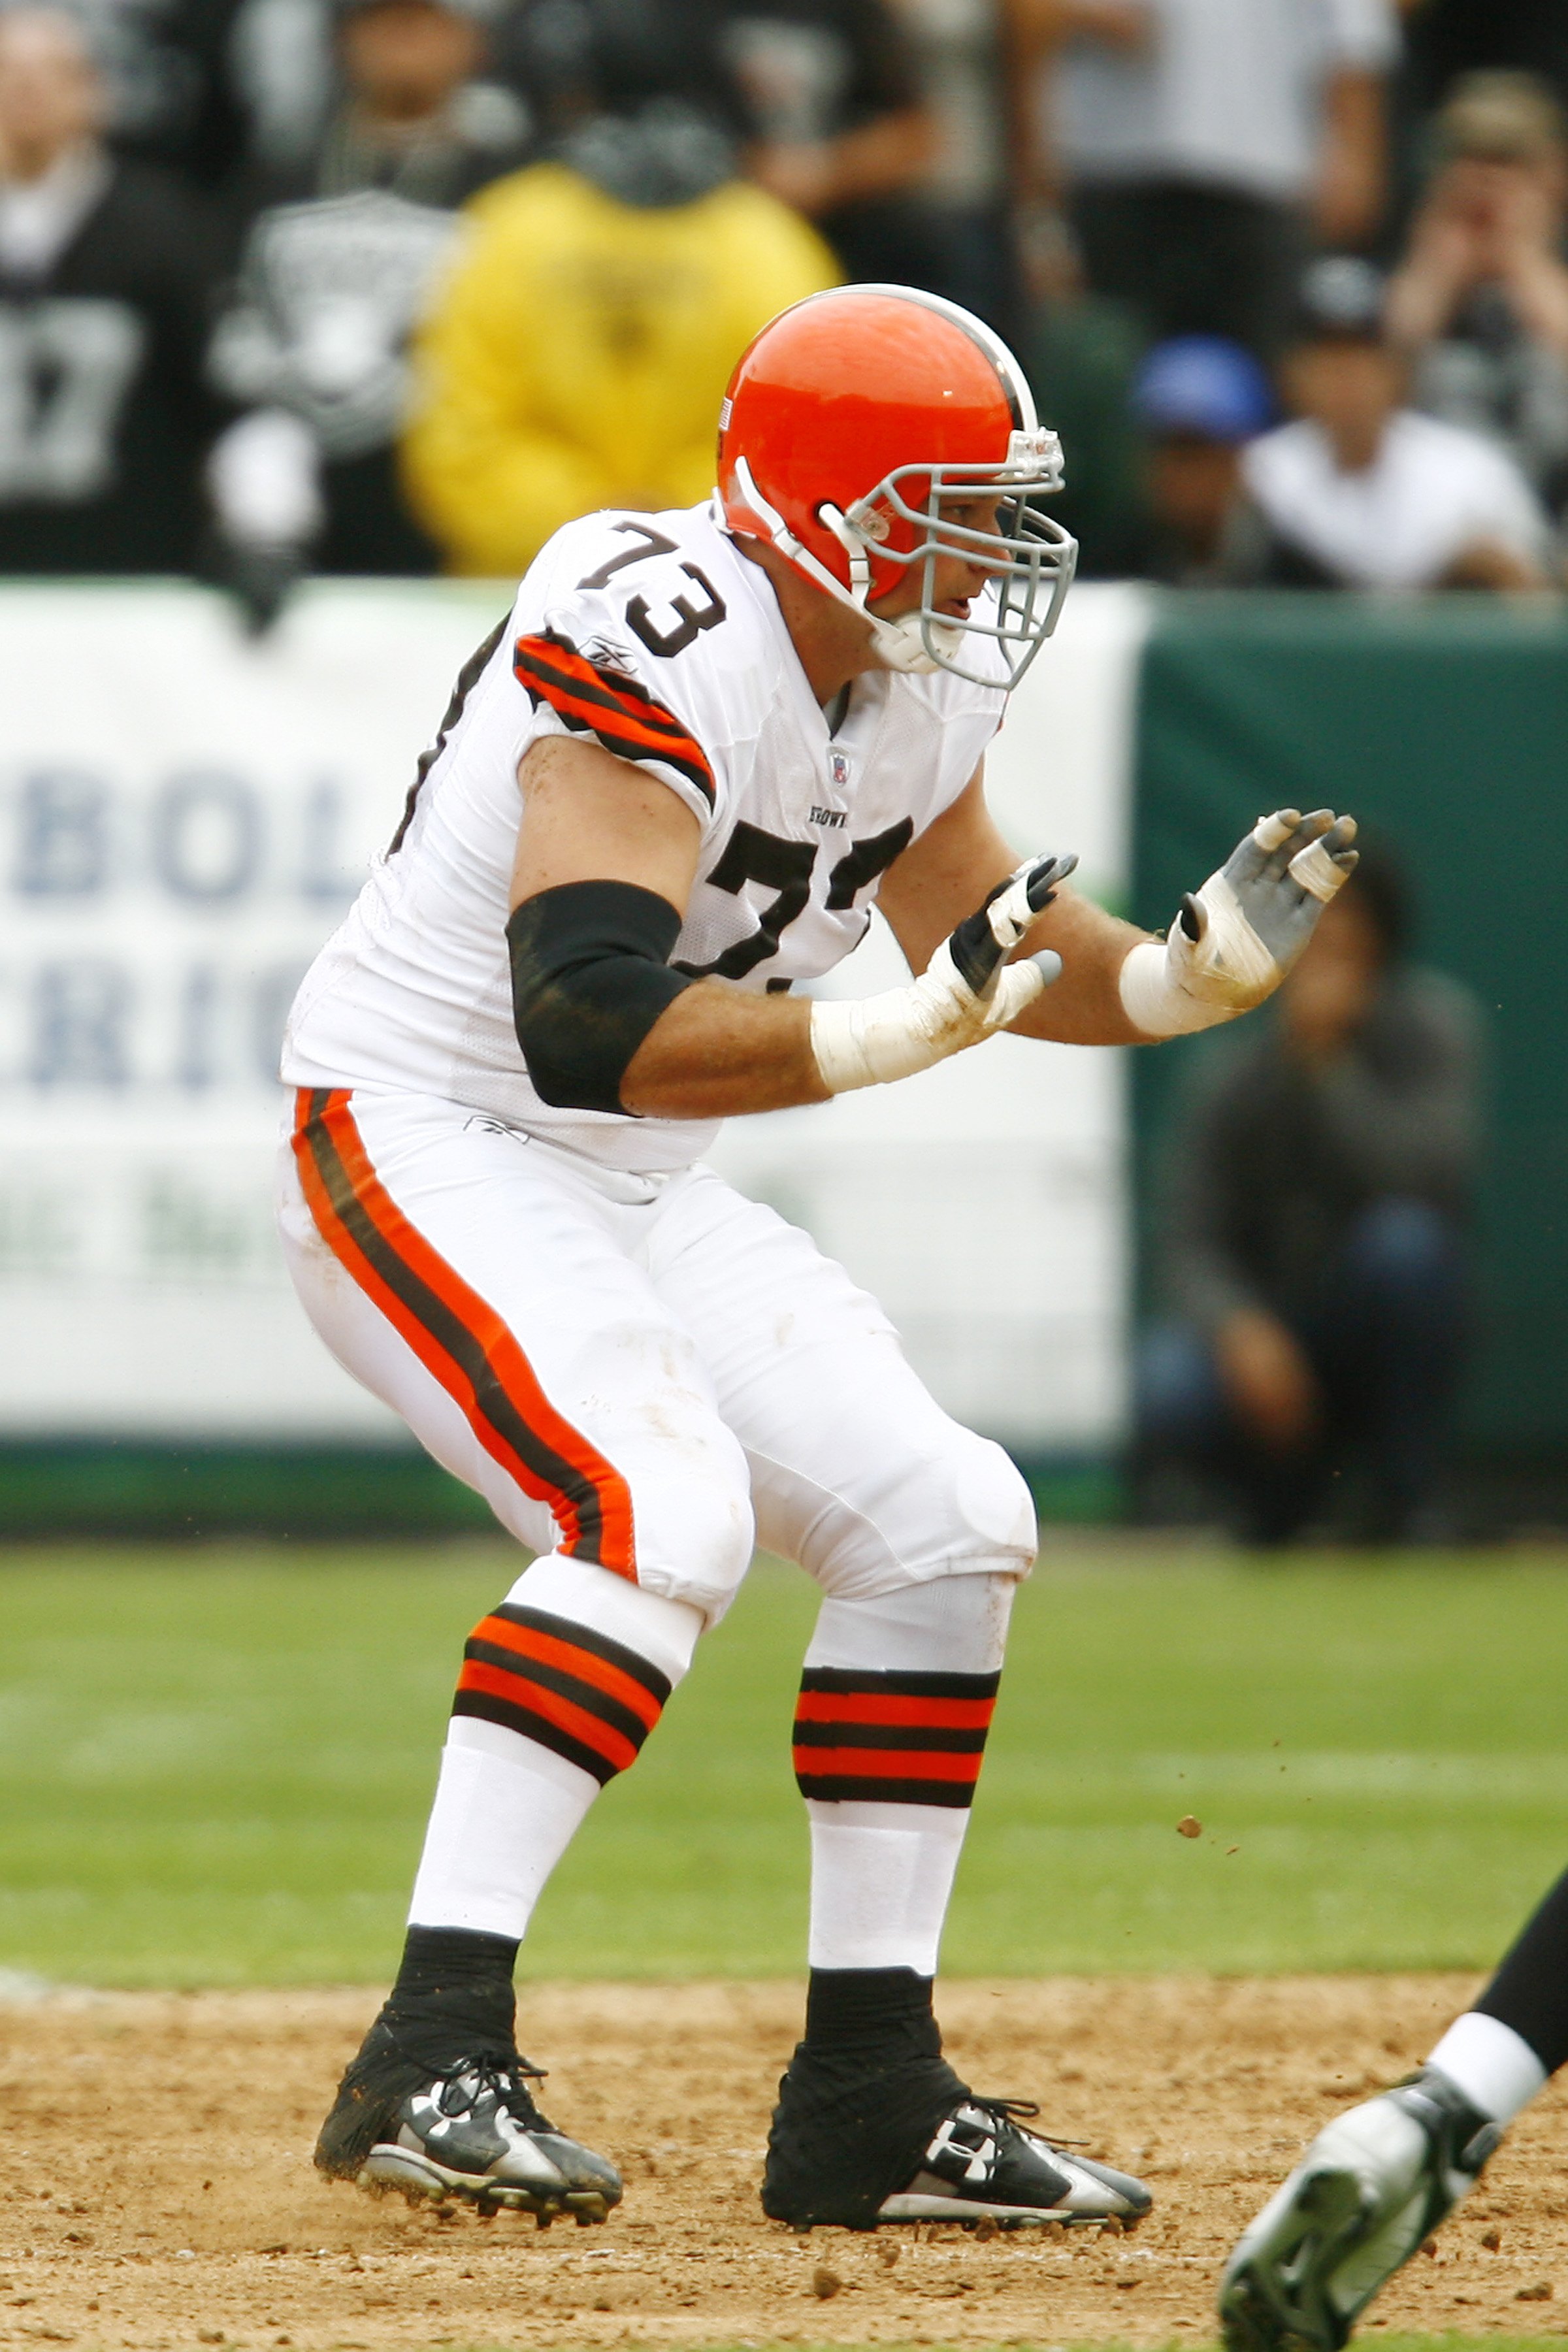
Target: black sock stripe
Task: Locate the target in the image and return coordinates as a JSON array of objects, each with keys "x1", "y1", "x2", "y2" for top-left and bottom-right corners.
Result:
[
  {"x1": 301, "y1": 1104, "x2": 607, "y2": 1562},
  {"x1": 451, "y1": 1688, "x2": 619, "y2": 1784},
  {"x1": 798, "y1": 1667, "x2": 1002, "y2": 1701},
  {"x1": 463, "y1": 1637, "x2": 655, "y2": 1751},
  {"x1": 795, "y1": 1771, "x2": 977, "y2": 1808},
  {"x1": 791, "y1": 1722, "x2": 990, "y2": 1755},
  {"x1": 488, "y1": 1603, "x2": 672, "y2": 1704}
]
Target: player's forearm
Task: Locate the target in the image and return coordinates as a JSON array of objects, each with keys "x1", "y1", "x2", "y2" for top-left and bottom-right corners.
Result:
[
  {"x1": 1004, "y1": 890, "x2": 1152, "y2": 1045},
  {"x1": 620, "y1": 983, "x2": 830, "y2": 1118}
]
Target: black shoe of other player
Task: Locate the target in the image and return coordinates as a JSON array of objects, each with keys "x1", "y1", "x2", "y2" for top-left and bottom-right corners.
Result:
[{"x1": 316, "y1": 2015, "x2": 621, "y2": 2221}]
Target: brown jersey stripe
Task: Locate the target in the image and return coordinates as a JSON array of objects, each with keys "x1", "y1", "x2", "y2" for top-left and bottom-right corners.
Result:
[
  {"x1": 794, "y1": 1690, "x2": 996, "y2": 1731},
  {"x1": 480, "y1": 1604, "x2": 670, "y2": 1711},
  {"x1": 389, "y1": 615, "x2": 507, "y2": 857},
  {"x1": 792, "y1": 1719, "x2": 990, "y2": 1754},
  {"x1": 514, "y1": 632, "x2": 715, "y2": 806},
  {"x1": 464, "y1": 1630, "x2": 660, "y2": 1747},
  {"x1": 457, "y1": 1658, "x2": 642, "y2": 1777},
  {"x1": 453, "y1": 1684, "x2": 626, "y2": 1786},
  {"x1": 292, "y1": 1088, "x2": 636, "y2": 1578},
  {"x1": 798, "y1": 1666, "x2": 1002, "y2": 1702},
  {"x1": 795, "y1": 1769, "x2": 978, "y2": 1808}
]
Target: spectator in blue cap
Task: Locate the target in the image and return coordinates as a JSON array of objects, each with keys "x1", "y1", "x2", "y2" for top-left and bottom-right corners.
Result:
[{"x1": 1128, "y1": 331, "x2": 1274, "y2": 580}]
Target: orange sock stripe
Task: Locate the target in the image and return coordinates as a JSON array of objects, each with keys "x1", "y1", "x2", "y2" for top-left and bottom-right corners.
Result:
[
  {"x1": 792, "y1": 1690, "x2": 996, "y2": 1731},
  {"x1": 292, "y1": 1088, "x2": 636, "y2": 1578},
  {"x1": 470, "y1": 1612, "x2": 664, "y2": 1733},
  {"x1": 792, "y1": 1745, "x2": 985, "y2": 1786},
  {"x1": 457, "y1": 1658, "x2": 642, "y2": 1776}
]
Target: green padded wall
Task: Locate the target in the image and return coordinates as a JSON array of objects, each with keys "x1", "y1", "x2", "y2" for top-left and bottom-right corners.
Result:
[{"x1": 1132, "y1": 592, "x2": 1568, "y2": 1454}]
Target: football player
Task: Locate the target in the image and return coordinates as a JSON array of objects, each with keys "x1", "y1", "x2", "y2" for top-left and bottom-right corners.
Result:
[
  {"x1": 1221, "y1": 1865, "x2": 1568, "y2": 2351},
  {"x1": 281, "y1": 284, "x2": 1356, "y2": 2230}
]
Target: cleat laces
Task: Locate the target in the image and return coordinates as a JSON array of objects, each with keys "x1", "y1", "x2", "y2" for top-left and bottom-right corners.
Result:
[
  {"x1": 431, "y1": 2053, "x2": 556, "y2": 2134},
  {"x1": 963, "y1": 2096, "x2": 1086, "y2": 2146},
  {"x1": 384, "y1": 2024, "x2": 559, "y2": 2134}
]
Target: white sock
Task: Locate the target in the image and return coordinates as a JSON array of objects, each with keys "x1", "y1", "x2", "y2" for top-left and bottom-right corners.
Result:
[
  {"x1": 1427, "y1": 2011, "x2": 1547, "y2": 2125},
  {"x1": 801, "y1": 1573, "x2": 1017, "y2": 1976},
  {"x1": 408, "y1": 1553, "x2": 702, "y2": 1940},
  {"x1": 806, "y1": 1800, "x2": 970, "y2": 1972}
]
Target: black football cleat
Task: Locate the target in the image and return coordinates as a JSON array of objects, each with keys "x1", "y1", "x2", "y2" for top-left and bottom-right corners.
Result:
[
  {"x1": 316, "y1": 2018, "x2": 621, "y2": 2223},
  {"x1": 877, "y1": 2095, "x2": 1153, "y2": 2225},
  {"x1": 762, "y1": 2035, "x2": 1151, "y2": 2231}
]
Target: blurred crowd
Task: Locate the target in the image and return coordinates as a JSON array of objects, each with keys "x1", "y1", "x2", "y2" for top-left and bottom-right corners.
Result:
[{"x1": 1, "y1": 0, "x2": 1568, "y2": 610}]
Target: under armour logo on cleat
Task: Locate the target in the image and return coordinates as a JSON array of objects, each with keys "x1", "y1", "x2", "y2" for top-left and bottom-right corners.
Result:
[{"x1": 928, "y1": 2113, "x2": 999, "y2": 2183}]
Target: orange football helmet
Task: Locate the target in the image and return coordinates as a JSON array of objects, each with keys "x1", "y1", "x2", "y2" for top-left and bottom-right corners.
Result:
[{"x1": 717, "y1": 284, "x2": 1076, "y2": 689}]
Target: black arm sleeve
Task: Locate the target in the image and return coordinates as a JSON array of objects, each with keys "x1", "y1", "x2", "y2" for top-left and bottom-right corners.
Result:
[{"x1": 506, "y1": 879, "x2": 696, "y2": 1115}]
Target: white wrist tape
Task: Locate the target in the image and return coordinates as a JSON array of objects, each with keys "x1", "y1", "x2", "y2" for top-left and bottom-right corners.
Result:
[
  {"x1": 1117, "y1": 939, "x2": 1238, "y2": 1039},
  {"x1": 811, "y1": 942, "x2": 1056, "y2": 1094}
]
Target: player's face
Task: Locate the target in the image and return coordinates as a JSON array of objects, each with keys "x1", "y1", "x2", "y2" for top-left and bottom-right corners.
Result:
[{"x1": 866, "y1": 494, "x2": 1011, "y2": 623}]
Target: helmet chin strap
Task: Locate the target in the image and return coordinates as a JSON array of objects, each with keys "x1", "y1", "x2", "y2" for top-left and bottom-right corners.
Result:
[
  {"x1": 724, "y1": 461, "x2": 953, "y2": 676},
  {"x1": 817, "y1": 501, "x2": 961, "y2": 676}
]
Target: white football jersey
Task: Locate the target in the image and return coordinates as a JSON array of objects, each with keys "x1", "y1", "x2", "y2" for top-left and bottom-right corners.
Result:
[{"x1": 283, "y1": 500, "x2": 1009, "y2": 1170}]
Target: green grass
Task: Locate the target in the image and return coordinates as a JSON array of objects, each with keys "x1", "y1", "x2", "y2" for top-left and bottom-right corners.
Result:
[{"x1": 1, "y1": 1544, "x2": 1566, "y2": 1986}]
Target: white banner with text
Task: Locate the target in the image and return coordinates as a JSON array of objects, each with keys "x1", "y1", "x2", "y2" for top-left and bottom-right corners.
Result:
[{"x1": 0, "y1": 578, "x2": 1147, "y2": 1448}]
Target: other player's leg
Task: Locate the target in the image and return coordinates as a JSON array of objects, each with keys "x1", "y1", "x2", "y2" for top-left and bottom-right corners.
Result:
[
  {"x1": 648, "y1": 1165, "x2": 1153, "y2": 2228},
  {"x1": 279, "y1": 1091, "x2": 755, "y2": 2215},
  {"x1": 1220, "y1": 1864, "x2": 1568, "y2": 2350}
]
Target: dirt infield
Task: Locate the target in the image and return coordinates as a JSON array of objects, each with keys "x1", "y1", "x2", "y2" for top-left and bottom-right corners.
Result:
[{"x1": 3, "y1": 1975, "x2": 1566, "y2": 2349}]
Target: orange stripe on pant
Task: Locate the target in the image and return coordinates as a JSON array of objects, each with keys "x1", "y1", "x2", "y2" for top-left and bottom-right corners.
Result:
[{"x1": 292, "y1": 1087, "x2": 636, "y2": 1578}]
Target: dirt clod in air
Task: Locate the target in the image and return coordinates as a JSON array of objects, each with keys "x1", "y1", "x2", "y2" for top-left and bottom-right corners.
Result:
[
  {"x1": 1177, "y1": 1815, "x2": 1202, "y2": 1838},
  {"x1": 811, "y1": 2264, "x2": 842, "y2": 2298}
]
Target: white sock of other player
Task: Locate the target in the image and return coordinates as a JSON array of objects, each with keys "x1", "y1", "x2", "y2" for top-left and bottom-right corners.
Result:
[
  {"x1": 408, "y1": 1554, "x2": 704, "y2": 1939},
  {"x1": 1426, "y1": 2010, "x2": 1548, "y2": 2125},
  {"x1": 796, "y1": 1574, "x2": 1017, "y2": 1974}
]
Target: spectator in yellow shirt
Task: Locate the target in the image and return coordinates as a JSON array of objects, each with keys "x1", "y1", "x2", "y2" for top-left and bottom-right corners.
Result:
[{"x1": 399, "y1": 103, "x2": 838, "y2": 574}]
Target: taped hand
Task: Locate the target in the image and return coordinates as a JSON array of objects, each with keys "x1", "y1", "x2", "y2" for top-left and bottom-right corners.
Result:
[
  {"x1": 1119, "y1": 809, "x2": 1358, "y2": 1038},
  {"x1": 810, "y1": 851, "x2": 1076, "y2": 1093}
]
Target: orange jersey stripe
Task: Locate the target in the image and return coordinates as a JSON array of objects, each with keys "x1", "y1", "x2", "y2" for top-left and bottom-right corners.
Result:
[{"x1": 513, "y1": 633, "x2": 715, "y2": 804}]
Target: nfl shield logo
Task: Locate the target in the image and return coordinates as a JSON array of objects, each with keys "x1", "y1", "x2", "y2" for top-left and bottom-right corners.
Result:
[{"x1": 829, "y1": 751, "x2": 851, "y2": 789}]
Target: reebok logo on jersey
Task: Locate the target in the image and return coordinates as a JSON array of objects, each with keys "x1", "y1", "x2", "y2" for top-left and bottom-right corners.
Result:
[{"x1": 580, "y1": 635, "x2": 638, "y2": 677}]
